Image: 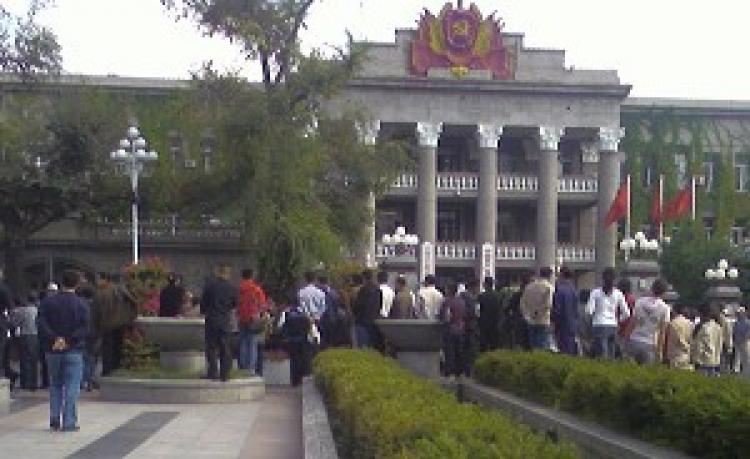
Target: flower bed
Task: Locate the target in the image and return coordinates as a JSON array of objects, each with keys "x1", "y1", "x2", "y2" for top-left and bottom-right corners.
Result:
[
  {"x1": 474, "y1": 350, "x2": 750, "y2": 458},
  {"x1": 313, "y1": 349, "x2": 578, "y2": 459}
]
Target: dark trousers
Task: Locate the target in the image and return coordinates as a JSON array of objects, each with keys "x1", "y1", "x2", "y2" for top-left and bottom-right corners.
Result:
[
  {"x1": 19, "y1": 335, "x2": 38, "y2": 389},
  {"x1": 101, "y1": 328, "x2": 124, "y2": 376},
  {"x1": 444, "y1": 333, "x2": 465, "y2": 377},
  {"x1": 205, "y1": 326, "x2": 231, "y2": 381},
  {"x1": 286, "y1": 339, "x2": 309, "y2": 386},
  {"x1": 0, "y1": 337, "x2": 6, "y2": 378},
  {"x1": 38, "y1": 335, "x2": 48, "y2": 387},
  {"x1": 557, "y1": 332, "x2": 578, "y2": 356}
]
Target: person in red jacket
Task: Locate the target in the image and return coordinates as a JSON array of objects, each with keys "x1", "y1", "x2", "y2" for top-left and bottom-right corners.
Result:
[{"x1": 237, "y1": 269, "x2": 268, "y2": 375}]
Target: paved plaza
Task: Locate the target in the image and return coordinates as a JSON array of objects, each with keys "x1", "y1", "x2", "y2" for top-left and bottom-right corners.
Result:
[{"x1": 0, "y1": 387, "x2": 303, "y2": 459}]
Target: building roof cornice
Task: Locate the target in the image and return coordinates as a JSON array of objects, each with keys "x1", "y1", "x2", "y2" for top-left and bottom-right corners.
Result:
[{"x1": 623, "y1": 97, "x2": 750, "y2": 117}]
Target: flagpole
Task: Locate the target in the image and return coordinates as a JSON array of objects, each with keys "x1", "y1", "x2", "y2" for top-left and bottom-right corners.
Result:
[
  {"x1": 691, "y1": 175, "x2": 696, "y2": 221},
  {"x1": 625, "y1": 174, "x2": 631, "y2": 262},
  {"x1": 658, "y1": 174, "x2": 664, "y2": 241}
]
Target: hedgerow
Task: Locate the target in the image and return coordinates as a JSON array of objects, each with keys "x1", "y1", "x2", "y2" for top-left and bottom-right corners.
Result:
[
  {"x1": 313, "y1": 349, "x2": 579, "y2": 459},
  {"x1": 474, "y1": 350, "x2": 750, "y2": 458}
]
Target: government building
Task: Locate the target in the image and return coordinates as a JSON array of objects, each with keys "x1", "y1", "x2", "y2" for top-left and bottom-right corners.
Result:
[{"x1": 2, "y1": 2, "x2": 750, "y2": 290}]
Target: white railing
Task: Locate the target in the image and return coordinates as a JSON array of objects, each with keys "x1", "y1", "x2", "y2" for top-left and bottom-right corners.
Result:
[
  {"x1": 558, "y1": 176, "x2": 598, "y2": 193},
  {"x1": 437, "y1": 173, "x2": 479, "y2": 192},
  {"x1": 435, "y1": 242, "x2": 477, "y2": 260},
  {"x1": 375, "y1": 244, "x2": 418, "y2": 258},
  {"x1": 497, "y1": 175, "x2": 538, "y2": 192},
  {"x1": 557, "y1": 245, "x2": 596, "y2": 262},
  {"x1": 496, "y1": 244, "x2": 537, "y2": 261},
  {"x1": 391, "y1": 173, "x2": 418, "y2": 189}
]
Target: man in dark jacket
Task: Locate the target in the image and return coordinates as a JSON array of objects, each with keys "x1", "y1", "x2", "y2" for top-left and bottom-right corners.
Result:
[
  {"x1": 552, "y1": 267, "x2": 579, "y2": 355},
  {"x1": 477, "y1": 277, "x2": 501, "y2": 351},
  {"x1": 352, "y1": 270, "x2": 381, "y2": 349},
  {"x1": 159, "y1": 273, "x2": 185, "y2": 318},
  {"x1": 200, "y1": 265, "x2": 238, "y2": 381},
  {"x1": 37, "y1": 270, "x2": 89, "y2": 432},
  {"x1": 0, "y1": 268, "x2": 12, "y2": 379}
]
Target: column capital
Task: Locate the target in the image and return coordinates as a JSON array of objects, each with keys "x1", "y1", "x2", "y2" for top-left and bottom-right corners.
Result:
[
  {"x1": 477, "y1": 124, "x2": 503, "y2": 149},
  {"x1": 538, "y1": 126, "x2": 563, "y2": 151},
  {"x1": 356, "y1": 120, "x2": 380, "y2": 146},
  {"x1": 416, "y1": 122, "x2": 443, "y2": 148},
  {"x1": 599, "y1": 127, "x2": 625, "y2": 152}
]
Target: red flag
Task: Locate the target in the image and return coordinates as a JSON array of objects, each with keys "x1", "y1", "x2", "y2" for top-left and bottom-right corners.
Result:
[
  {"x1": 663, "y1": 187, "x2": 691, "y2": 221},
  {"x1": 650, "y1": 181, "x2": 662, "y2": 224},
  {"x1": 604, "y1": 182, "x2": 628, "y2": 227}
]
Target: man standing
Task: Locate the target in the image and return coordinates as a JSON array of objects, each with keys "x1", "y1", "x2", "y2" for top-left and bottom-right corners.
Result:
[
  {"x1": 460, "y1": 279, "x2": 480, "y2": 375},
  {"x1": 389, "y1": 277, "x2": 416, "y2": 319},
  {"x1": 417, "y1": 275, "x2": 443, "y2": 320},
  {"x1": 0, "y1": 268, "x2": 12, "y2": 379},
  {"x1": 478, "y1": 277, "x2": 501, "y2": 351},
  {"x1": 159, "y1": 273, "x2": 185, "y2": 318},
  {"x1": 352, "y1": 270, "x2": 381, "y2": 349},
  {"x1": 94, "y1": 273, "x2": 133, "y2": 376},
  {"x1": 440, "y1": 282, "x2": 466, "y2": 377},
  {"x1": 552, "y1": 267, "x2": 579, "y2": 355},
  {"x1": 378, "y1": 271, "x2": 394, "y2": 318},
  {"x1": 200, "y1": 265, "x2": 238, "y2": 382},
  {"x1": 237, "y1": 269, "x2": 267, "y2": 375},
  {"x1": 37, "y1": 270, "x2": 89, "y2": 432},
  {"x1": 520, "y1": 267, "x2": 554, "y2": 351},
  {"x1": 11, "y1": 292, "x2": 39, "y2": 390},
  {"x1": 666, "y1": 304, "x2": 694, "y2": 370}
]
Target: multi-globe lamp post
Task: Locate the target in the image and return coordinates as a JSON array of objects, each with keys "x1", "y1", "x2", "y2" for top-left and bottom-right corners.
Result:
[
  {"x1": 704, "y1": 259, "x2": 742, "y2": 316},
  {"x1": 704, "y1": 259, "x2": 740, "y2": 282},
  {"x1": 110, "y1": 125, "x2": 158, "y2": 265},
  {"x1": 619, "y1": 231, "x2": 661, "y2": 260},
  {"x1": 381, "y1": 226, "x2": 419, "y2": 258}
]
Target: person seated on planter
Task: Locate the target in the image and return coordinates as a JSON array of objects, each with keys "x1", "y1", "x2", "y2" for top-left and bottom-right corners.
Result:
[
  {"x1": 692, "y1": 307, "x2": 723, "y2": 377},
  {"x1": 159, "y1": 273, "x2": 185, "y2": 318},
  {"x1": 626, "y1": 278, "x2": 671, "y2": 365}
]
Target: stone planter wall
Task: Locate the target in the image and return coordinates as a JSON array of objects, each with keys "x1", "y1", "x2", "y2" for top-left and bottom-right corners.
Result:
[
  {"x1": 0, "y1": 378, "x2": 9, "y2": 414},
  {"x1": 263, "y1": 359, "x2": 291, "y2": 386},
  {"x1": 302, "y1": 377, "x2": 338, "y2": 459}
]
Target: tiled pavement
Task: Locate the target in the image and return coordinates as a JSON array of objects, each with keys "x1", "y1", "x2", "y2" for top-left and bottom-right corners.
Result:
[{"x1": 0, "y1": 387, "x2": 303, "y2": 459}]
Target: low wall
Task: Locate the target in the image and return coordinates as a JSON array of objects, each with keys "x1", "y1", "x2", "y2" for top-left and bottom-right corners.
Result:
[
  {"x1": 302, "y1": 377, "x2": 338, "y2": 459},
  {"x1": 0, "y1": 378, "x2": 9, "y2": 414},
  {"x1": 99, "y1": 377, "x2": 265, "y2": 404},
  {"x1": 458, "y1": 380, "x2": 690, "y2": 459}
]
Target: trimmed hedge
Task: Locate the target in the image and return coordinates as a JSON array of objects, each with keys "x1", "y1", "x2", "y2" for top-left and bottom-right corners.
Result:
[
  {"x1": 313, "y1": 349, "x2": 578, "y2": 459},
  {"x1": 474, "y1": 351, "x2": 750, "y2": 458}
]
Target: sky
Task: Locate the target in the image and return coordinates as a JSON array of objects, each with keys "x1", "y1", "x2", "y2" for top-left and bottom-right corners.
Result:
[{"x1": 4, "y1": 0, "x2": 750, "y2": 100}]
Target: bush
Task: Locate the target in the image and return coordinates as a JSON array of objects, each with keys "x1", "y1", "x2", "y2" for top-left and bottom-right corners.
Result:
[
  {"x1": 313, "y1": 349, "x2": 579, "y2": 459},
  {"x1": 474, "y1": 351, "x2": 750, "y2": 458}
]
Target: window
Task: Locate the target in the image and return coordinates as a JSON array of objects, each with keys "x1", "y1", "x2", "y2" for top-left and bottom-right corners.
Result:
[
  {"x1": 201, "y1": 136, "x2": 215, "y2": 173},
  {"x1": 731, "y1": 226, "x2": 746, "y2": 246},
  {"x1": 674, "y1": 153, "x2": 687, "y2": 188},
  {"x1": 643, "y1": 164, "x2": 654, "y2": 188},
  {"x1": 438, "y1": 209, "x2": 461, "y2": 241},
  {"x1": 735, "y1": 155, "x2": 749, "y2": 192},
  {"x1": 168, "y1": 132, "x2": 183, "y2": 171},
  {"x1": 703, "y1": 160, "x2": 715, "y2": 192}
]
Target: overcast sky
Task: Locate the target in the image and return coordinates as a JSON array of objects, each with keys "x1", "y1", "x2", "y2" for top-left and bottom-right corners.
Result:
[{"x1": 5, "y1": 0, "x2": 749, "y2": 100}]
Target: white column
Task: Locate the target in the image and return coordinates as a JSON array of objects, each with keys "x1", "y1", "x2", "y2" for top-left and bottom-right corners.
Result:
[
  {"x1": 356, "y1": 120, "x2": 380, "y2": 268},
  {"x1": 416, "y1": 121, "x2": 442, "y2": 281},
  {"x1": 596, "y1": 127, "x2": 625, "y2": 276},
  {"x1": 537, "y1": 126, "x2": 563, "y2": 271},
  {"x1": 477, "y1": 124, "x2": 502, "y2": 280}
]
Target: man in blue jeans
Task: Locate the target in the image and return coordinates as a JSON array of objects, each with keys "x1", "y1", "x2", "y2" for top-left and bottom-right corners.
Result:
[{"x1": 37, "y1": 270, "x2": 89, "y2": 432}]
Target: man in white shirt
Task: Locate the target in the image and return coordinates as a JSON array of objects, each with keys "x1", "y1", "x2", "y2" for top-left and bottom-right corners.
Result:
[
  {"x1": 297, "y1": 271, "x2": 326, "y2": 320},
  {"x1": 586, "y1": 268, "x2": 630, "y2": 359},
  {"x1": 417, "y1": 275, "x2": 443, "y2": 320},
  {"x1": 378, "y1": 271, "x2": 395, "y2": 318},
  {"x1": 627, "y1": 278, "x2": 671, "y2": 364}
]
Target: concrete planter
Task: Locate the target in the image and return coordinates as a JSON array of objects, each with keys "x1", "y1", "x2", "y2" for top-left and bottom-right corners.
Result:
[
  {"x1": 99, "y1": 376, "x2": 264, "y2": 404},
  {"x1": 264, "y1": 358, "x2": 291, "y2": 386},
  {"x1": 375, "y1": 319, "x2": 443, "y2": 378},
  {"x1": 135, "y1": 316, "x2": 205, "y2": 352}
]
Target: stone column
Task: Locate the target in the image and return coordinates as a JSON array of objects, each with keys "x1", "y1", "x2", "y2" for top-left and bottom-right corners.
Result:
[
  {"x1": 357, "y1": 120, "x2": 380, "y2": 268},
  {"x1": 595, "y1": 127, "x2": 625, "y2": 276},
  {"x1": 536, "y1": 126, "x2": 563, "y2": 271},
  {"x1": 416, "y1": 122, "x2": 442, "y2": 280},
  {"x1": 477, "y1": 124, "x2": 502, "y2": 280}
]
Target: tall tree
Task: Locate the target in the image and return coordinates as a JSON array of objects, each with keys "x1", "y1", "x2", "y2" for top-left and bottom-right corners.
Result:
[
  {"x1": 160, "y1": 1, "x2": 410, "y2": 297},
  {"x1": 0, "y1": 0, "x2": 61, "y2": 77}
]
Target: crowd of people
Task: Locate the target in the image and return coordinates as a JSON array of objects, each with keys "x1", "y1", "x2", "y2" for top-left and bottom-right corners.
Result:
[{"x1": 2, "y1": 262, "x2": 749, "y2": 433}]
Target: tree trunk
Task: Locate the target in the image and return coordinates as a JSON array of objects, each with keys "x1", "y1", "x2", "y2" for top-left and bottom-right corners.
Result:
[{"x1": 2, "y1": 237, "x2": 26, "y2": 295}]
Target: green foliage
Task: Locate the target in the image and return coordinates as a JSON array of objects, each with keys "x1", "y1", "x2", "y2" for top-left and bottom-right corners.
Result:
[
  {"x1": 314, "y1": 349, "x2": 579, "y2": 459},
  {"x1": 122, "y1": 257, "x2": 171, "y2": 316},
  {"x1": 659, "y1": 220, "x2": 734, "y2": 307},
  {"x1": 0, "y1": 0, "x2": 61, "y2": 77},
  {"x1": 121, "y1": 328, "x2": 158, "y2": 370},
  {"x1": 474, "y1": 350, "x2": 750, "y2": 458}
]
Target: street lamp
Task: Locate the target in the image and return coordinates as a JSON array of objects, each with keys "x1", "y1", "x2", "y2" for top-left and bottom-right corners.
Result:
[
  {"x1": 705, "y1": 259, "x2": 740, "y2": 281},
  {"x1": 619, "y1": 231, "x2": 660, "y2": 259},
  {"x1": 110, "y1": 125, "x2": 158, "y2": 265}
]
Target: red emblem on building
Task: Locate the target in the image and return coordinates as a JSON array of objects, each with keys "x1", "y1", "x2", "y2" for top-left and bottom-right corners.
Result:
[{"x1": 411, "y1": 2, "x2": 513, "y2": 79}]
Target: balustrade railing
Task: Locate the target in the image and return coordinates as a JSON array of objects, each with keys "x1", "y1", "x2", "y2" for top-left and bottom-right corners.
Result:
[
  {"x1": 557, "y1": 245, "x2": 596, "y2": 262},
  {"x1": 391, "y1": 173, "x2": 418, "y2": 189},
  {"x1": 95, "y1": 219, "x2": 243, "y2": 241},
  {"x1": 496, "y1": 244, "x2": 537, "y2": 261},
  {"x1": 558, "y1": 176, "x2": 598, "y2": 193},
  {"x1": 375, "y1": 241, "x2": 595, "y2": 264},
  {"x1": 497, "y1": 175, "x2": 538, "y2": 192},
  {"x1": 437, "y1": 173, "x2": 479, "y2": 192},
  {"x1": 435, "y1": 242, "x2": 476, "y2": 259}
]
